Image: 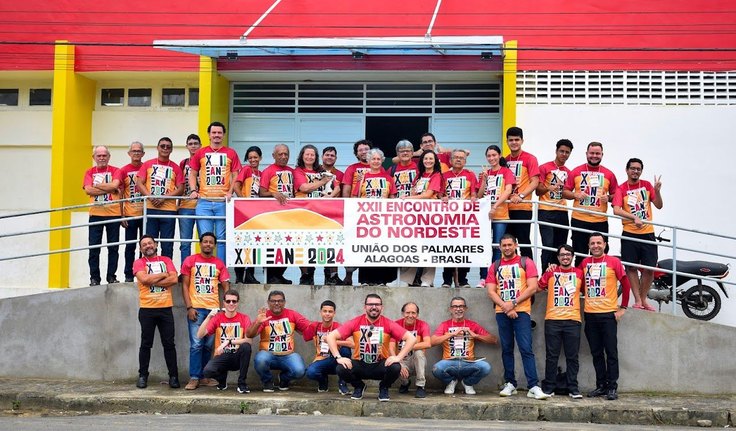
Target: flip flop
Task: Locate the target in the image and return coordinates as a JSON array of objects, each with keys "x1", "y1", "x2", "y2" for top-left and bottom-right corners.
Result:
[
  {"x1": 643, "y1": 303, "x2": 657, "y2": 312},
  {"x1": 631, "y1": 304, "x2": 646, "y2": 310}
]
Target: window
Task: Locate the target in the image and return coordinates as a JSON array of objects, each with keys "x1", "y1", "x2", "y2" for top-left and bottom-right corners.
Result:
[
  {"x1": 188, "y1": 88, "x2": 199, "y2": 106},
  {"x1": 128, "y1": 88, "x2": 151, "y2": 107},
  {"x1": 101, "y1": 88, "x2": 124, "y2": 106},
  {"x1": 30, "y1": 88, "x2": 52, "y2": 106},
  {"x1": 162, "y1": 88, "x2": 185, "y2": 107},
  {"x1": 0, "y1": 89, "x2": 19, "y2": 106}
]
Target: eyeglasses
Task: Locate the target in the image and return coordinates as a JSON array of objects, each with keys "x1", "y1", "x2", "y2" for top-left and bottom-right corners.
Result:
[
  {"x1": 365, "y1": 303, "x2": 382, "y2": 307},
  {"x1": 159, "y1": 144, "x2": 173, "y2": 149},
  {"x1": 269, "y1": 299, "x2": 285, "y2": 304},
  {"x1": 450, "y1": 305, "x2": 466, "y2": 309},
  {"x1": 224, "y1": 299, "x2": 238, "y2": 304}
]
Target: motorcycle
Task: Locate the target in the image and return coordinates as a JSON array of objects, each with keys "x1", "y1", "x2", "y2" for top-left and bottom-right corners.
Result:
[{"x1": 647, "y1": 233, "x2": 730, "y2": 321}]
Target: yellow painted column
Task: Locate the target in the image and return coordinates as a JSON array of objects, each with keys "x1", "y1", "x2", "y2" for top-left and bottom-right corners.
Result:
[
  {"x1": 48, "y1": 41, "x2": 96, "y2": 288},
  {"x1": 197, "y1": 56, "x2": 230, "y2": 146},
  {"x1": 501, "y1": 40, "x2": 518, "y2": 155}
]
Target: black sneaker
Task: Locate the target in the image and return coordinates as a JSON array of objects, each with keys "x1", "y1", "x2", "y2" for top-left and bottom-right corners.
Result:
[
  {"x1": 338, "y1": 380, "x2": 350, "y2": 395},
  {"x1": 326, "y1": 274, "x2": 341, "y2": 285},
  {"x1": 244, "y1": 273, "x2": 260, "y2": 284},
  {"x1": 351, "y1": 383, "x2": 365, "y2": 400},
  {"x1": 378, "y1": 386, "x2": 390, "y2": 402},
  {"x1": 90, "y1": 279, "x2": 101, "y2": 286},
  {"x1": 263, "y1": 381, "x2": 275, "y2": 392},
  {"x1": 587, "y1": 386, "x2": 607, "y2": 398},
  {"x1": 125, "y1": 276, "x2": 134, "y2": 283},
  {"x1": 606, "y1": 388, "x2": 618, "y2": 400},
  {"x1": 569, "y1": 391, "x2": 583, "y2": 399},
  {"x1": 278, "y1": 379, "x2": 290, "y2": 391},
  {"x1": 398, "y1": 383, "x2": 410, "y2": 394},
  {"x1": 168, "y1": 375, "x2": 180, "y2": 389},
  {"x1": 317, "y1": 379, "x2": 328, "y2": 393},
  {"x1": 415, "y1": 386, "x2": 427, "y2": 398},
  {"x1": 107, "y1": 276, "x2": 120, "y2": 284},
  {"x1": 217, "y1": 380, "x2": 228, "y2": 391},
  {"x1": 237, "y1": 384, "x2": 250, "y2": 394},
  {"x1": 136, "y1": 375, "x2": 148, "y2": 389}
]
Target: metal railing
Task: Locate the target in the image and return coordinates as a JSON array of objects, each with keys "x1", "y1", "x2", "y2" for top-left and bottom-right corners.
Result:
[{"x1": 1, "y1": 196, "x2": 734, "y2": 318}]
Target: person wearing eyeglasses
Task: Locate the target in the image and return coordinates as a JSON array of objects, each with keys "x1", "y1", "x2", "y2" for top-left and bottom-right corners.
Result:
[
  {"x1": 197, "y1": 289, "x2": 253, "y2": 394},
  {"x1": 180, "y1": 232, "x2": 230, "y2": 391},
  {"x1": 115, "y1": 141, "x2": 146, "y2": 282},
  {"x1": 135, "y1": 137, "x2": 185, "y2": 259},
  {"x1": 325, "y1": 294, "x2": 416, "y2": 402},
  {"x1": 430, "y1": 296, "x2": 497, "y2": 395},
  {"x1": 245, "y1": 290, "x2": 311, "y2": 392},
  {"x1": 536, "y1": 244, "x2": 584, "y2": 399}
]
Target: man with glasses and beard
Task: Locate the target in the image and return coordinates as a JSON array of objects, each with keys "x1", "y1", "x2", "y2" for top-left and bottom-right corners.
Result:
[{"x1": 325, "y1": 294, "x2": 416, "y2": 402}]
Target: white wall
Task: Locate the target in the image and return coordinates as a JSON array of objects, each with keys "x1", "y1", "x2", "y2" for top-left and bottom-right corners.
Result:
[{"x1": 518, "y1": 104, "x2": 736, "y2": 327}]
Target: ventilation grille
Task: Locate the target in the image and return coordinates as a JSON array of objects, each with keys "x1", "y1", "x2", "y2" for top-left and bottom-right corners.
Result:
[
  {"x1": 232, "y1": 82, "x2": 501, "y2": 114},
  {"x1": 517, "y1": 71, "x2": 736, "y2": 105}
]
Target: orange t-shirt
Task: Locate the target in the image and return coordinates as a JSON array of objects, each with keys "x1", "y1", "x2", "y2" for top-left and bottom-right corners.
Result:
[
  {"x1": 337, "y1": 315, "x2": 407, "y2": 363},
  {"x1": 137, "y1": 159, "x2": 184, "y2": 212},
  {"x1": 565, "y1": 164, "x2": 619, "y2": 223},
  {"x1": 538, "y1": 161, "x2": 571, "y2": 212},
  {"x1": 538, "y1": 267, "x2": 584, "y2": 321},
  {"x1": 579, "y1": 255, "x2": 627, "y2": 313},
  {"x1": 178, "y1": 157, "x2": 198, "y2": 210},
  {"x1": 180, "y1": 254, "x2": 229, "y2": 309},
  {"x1": 83, "y1": 165, "x2": 121, "y2": 217},
  {"x1": 189, "y1": 146, "x2": 242, "y2": 199},
  {"x1": 259, "y1": 164, "x2": 295, "y2": 198},
  {"x1": 613, "y1": 180, "x2": 657, "y2": 235},
  {"x1": 506, "y1": 151, "x2": 540, "y2": 211},
  {"x1": 115, "y1": 163, "x2": 143, "y2": 217},
  {"x1": 479, "y1": 167, "x2": 516, "y2": 220},
  {"x1": 486, "y1": 255, "x2": 539, "y2": 314},
  {"x1": 133, "y1": 255, "x2": 176, "y2": 308},
  {"x1": 235, "y1": 165, "x2": 261, "y2": 198},
  {"x1": 432, "y1": 319, "x2": 489, "y2": 360}
]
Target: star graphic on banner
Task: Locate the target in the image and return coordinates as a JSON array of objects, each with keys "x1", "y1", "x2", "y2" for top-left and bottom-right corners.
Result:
[
  {"x1": 305, "y1": 234, "x2": 314, "y2": 243},
  {"x1": 285, "y1": 235, "x2": 293, "y2": 242},
  {"x1": 274, "y1": 234, "x2": 282, "y2": 242},
  {"x1": 254, "y1": 235, "x2": 262, "y2": 242},
  {"x1": 265, "y1": 234, "x2": 272, "y2": 243},
  {"x1": 316, "y1": 234, "x2": 324, "y2": 242},
  {"x1": 243, "y1": 233, "x2": 252, "y2": 242},
  {"x1": 295, "y1": 234, "x2": 303, "y2": 242},
  {"x1": 336, "y1": 233, "x2": 344, "y2": 242}
]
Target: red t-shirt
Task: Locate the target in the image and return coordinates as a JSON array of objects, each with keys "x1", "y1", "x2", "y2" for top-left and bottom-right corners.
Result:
[
  {"x1": 444, "y1": 169, "x2": 478, "y2": 200},
  {"x1": 338, "y1": 315, "x2": 407, "y2": 363},
  {"x1": 84, "y1": 165, "x2": 120, "y2": 217},
  {"x1": 538, "y1": 161, "x2": 571, "y2": 211},
  {"x1": 189, "y1": 146, "x2": 241, "y2": 199},
  {"x1": 115, "y1": 163, "x2": 143, "y2": 217},
  {"x1": 352, "y1": 171, "x2": 396, "y2": 198},
  {"x1": 255, "y1": 308, "x2": 311, "y2": 355},
  {"x1": 294, "y1": 167, "x2": 338, "y2": 198},
  {"x1": 613, "y1": 180, "x2": 657, "y2": 235},
  {"x1": 137, "y1": 159, "x2": 185, "y2": 212},
  {"x1": 506, "y1": 151, "x2": 540, "y2": 211},
  {"x1": 259, "y1": 163, "x2": 295, "y2": 198},
  {"x1": 565, "y1": 164, "x2": 619, "y2": 223},
  {"x1": 343, "y1": 161, "x2": 372, "y2": 194},
  {"x1": 538, "y1": 266, "x2": 584, "y2": 321},
  {"x1": 392, "y1": 318, "x2": 431, "y2": 356},
  {"x1": 391, "y1": 162, "x2": 419, "y2": 198},
  {"x1": 302, "y1": 320, "x2": 342, "y2": 362},
  {"x1": 486, "y1": 255, "x2": 539, "y2": 314},
  {"x1": 205, "y1": 312, "x2": 252, "y2": 355},
  {"x1": 180, "y1": 254, "x2": 229, "y2": 309},
  {"x1": 411, "y1": 171, "x2": 442, "y2": 197},
  {"x1": 433, "y1": 319, "x2": 489, "y2": 360},
  {"x1": 235, "y1": 165, "x2": 261, "y2": 198}
]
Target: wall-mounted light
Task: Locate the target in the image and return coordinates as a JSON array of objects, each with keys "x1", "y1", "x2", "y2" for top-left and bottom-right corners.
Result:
[
  {"x1": 226, "y1": 51, "x2": 238, "y2": 61},
  {"x1": 352, "y1": 51, "x2": 365, "y2": 60},
  {"x1": 480, "y1": 52, "x2": 493, "y2": 61}
]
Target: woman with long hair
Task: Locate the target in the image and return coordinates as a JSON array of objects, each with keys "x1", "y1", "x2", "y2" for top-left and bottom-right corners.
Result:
[
  {"x1": 476, "y1": 144, "x2": 516, "y2": 287},
  {"x1": 233, "y1": 145, "x2": 263, "y2": 284}
]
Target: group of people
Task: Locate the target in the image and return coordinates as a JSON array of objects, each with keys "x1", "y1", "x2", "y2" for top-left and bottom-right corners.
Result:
[{"x1": 133, "y1": 229, "x2": 632, "y2": 402}]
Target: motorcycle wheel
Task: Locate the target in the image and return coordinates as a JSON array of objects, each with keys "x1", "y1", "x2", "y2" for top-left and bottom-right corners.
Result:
[{"x1": 681, "y1": 284, "x2": 721, "y2": 321}]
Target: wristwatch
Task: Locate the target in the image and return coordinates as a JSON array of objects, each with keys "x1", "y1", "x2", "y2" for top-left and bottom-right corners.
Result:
[
  {"x1": 511, "y1": 299, "x2": 518, "y2": 308},
  {"x1": 519, "y1": 193, "x2": 526, "y2": 199}
]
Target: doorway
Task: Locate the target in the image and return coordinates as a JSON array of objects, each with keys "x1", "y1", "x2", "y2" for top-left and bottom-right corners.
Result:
[{"x1": 365, "y1": 117, "x2": 429, "y2": 168}]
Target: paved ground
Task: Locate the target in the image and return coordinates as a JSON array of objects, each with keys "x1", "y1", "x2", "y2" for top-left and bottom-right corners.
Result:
[{"x1": 0, "y1": 378, "x2": 733, "y2": 428}]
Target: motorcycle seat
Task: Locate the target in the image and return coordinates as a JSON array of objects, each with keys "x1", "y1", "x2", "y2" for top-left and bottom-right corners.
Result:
[{"x1": 658, "y1": 259, "x2": 729, "y2": 278}]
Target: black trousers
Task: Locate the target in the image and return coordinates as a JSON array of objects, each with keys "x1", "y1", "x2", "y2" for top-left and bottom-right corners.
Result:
[
  {"x1": 442, "y1": 267, "x2": 470, "y2": 286},
  {"x1": 571, "y1": 218, "x2": 609, "y2": 266},
  {"x1": 337, "y1": 359, "x2": 401, "y2": 389},
  {"x1": 584, "y1": 312, "x2": 618, "y2": 390},
  {"x1": 541, "y1": 319, "x2": 581, "y2": 394},
  {"x1": 123, "y1": 218, "x2": 143, "y2": 280},
  {"x1": 538, "y1": 210, "x2": 569, "y2": 270},
  {"x1": 203, "y1": 344, "x2": 252, "y2": 386},
  {"x1": 88, "y1": 215, "x2": 120, "y2": 282},
  {"x1": 138, "y1": 307, "x2": 178, "y2": 377},
  {"x1": 508, "y1": 210, "x2": 533, "y2": 258}
]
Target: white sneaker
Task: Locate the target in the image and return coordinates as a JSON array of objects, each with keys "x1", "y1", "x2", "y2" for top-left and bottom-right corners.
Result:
[
  {"x1": 444, "y1": 380, "x2": 458, "y2": 394},
  {"x1": 462, "y1": 382, "x2": 476, "y2": 395},
  {"x1": 499, "y1": 382, "x2": 517, "y2": 397},
  {"x1": 386, "y1": 279, "x2": 409, "y2": 288},
  {"x1": 420, "y1": 282, "x2": 431, "y2": 287},
  {"x1": 476, "y1": 281, "x2": 485, "y2": 288},
  {"x1": 527, "y1": 385, "x2": 551, "y2": 400}
]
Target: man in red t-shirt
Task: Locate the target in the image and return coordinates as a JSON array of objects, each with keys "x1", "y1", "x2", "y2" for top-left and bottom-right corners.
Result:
[
  {"x1": 613, "y1": 158, "x2": 663, "y2": 311},
  {"x1": 245, "y1": 290, "x2": 310, "y2": 391},
  {"x1": 83, "y1": 145, "x2": 121, "y2": 286},
  {"x1": 579, "y1": 232, "x2": 631, "y2": 401},
  {"x1": 430, "y1": 296, "x2": 497, "y2": 395},
  {"x1": 391, "y1": 302, "x2": 431, "y2": 398},
  {"x1": 505, "y1": 127, "x2": 540, "y2": 260},
  {"x1": 132, "y1": 235, "x2": 180, "y2": 390},
  {"x1": 177, "y1": 133, "x2": 202, "y2": 261},
  {"x1": 197, "y1": 289, "x2": 253, "y2": 394},
  {"x1": 115, "y1": 141, "x2": 145, "y2": 282},
  {"x1": 303, "y1": 300, "x2": 353, "y2": 394},
  {"x1": 326, "y1": 294, "x2": 416, "y2": 402}
]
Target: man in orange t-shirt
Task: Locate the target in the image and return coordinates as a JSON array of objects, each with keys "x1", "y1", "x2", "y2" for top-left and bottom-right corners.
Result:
[
  {"x1": 536, "y1": 139, "x2": 573, "y2": 271},
  {"x1": 537, "y1": 244, "x2": 584, "y2": 398},
  {"x1": 83, "y1": 145, "x2": 121, "y2": 286},
  {"x1": 115, "y1": 141, "x2": 145, "y2": 283},
  {"x1": 132, "y1": 235, "x2": 180, "y2": 390},
  {"x1": 505, "y1": 127, "x2": 540, "y2": 260}
]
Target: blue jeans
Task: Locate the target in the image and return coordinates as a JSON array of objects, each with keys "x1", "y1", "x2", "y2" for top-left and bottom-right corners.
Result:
[
  {"x1": 178, "y1": 207, "x2": 197, "y2": 261},
  {"x1": 496, "y1": 311, "x2": 538, "y2": 388},
  {"x1": 123, "y1": 218, "x2": 143, "y2": 280},
  {"x1": 145, "y1": 209, "x2": 176, "y2": 259},
  {"x1": 480, "y1": 221, "x2": 508, "y2": 280},
  {"x1": 305, "y1": 347, "x2": 351, "y2": 383},
  {"x1": 432, "y1": 359, "x2": 491, "y2": 385},
  {"x1": 187, "y1": 308, "x2": 214, "y2": 379},
  {"x1": 253, "y1": 351, "x2": 306, "y2": 384},
  {"x1": 195, "y1": 199, "x2": 226, "y2": 260}
]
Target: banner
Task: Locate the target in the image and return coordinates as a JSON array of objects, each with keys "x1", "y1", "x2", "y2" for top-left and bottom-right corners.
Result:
[{"x1": 226, "y1": 198, "x2": 492, "y2": 267}]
